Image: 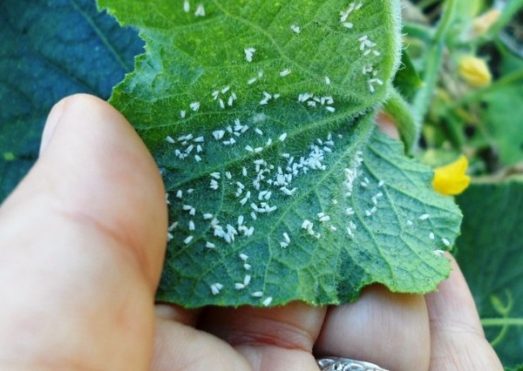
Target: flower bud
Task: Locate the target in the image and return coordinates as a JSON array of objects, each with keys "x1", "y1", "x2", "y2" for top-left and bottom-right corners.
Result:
[
  {"x1": 458, "y1": 56, "x2": 492, "y2": 88},
  {"x1": 472, "y1": 9, "x2": 501, "y2": 37}
]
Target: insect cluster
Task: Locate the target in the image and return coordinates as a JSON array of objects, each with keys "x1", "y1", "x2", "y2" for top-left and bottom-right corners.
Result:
[{"x1": 159, "y1": 1, "x2": 450, "y2": 305}]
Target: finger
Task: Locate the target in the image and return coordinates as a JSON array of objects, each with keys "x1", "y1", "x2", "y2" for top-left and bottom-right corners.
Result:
[
  {"x1": 315, "y1": 285, "x2": 430, "y2": 371},
  {"x1": 155, "y1": 304, "x2": 201, "y2": 326},
  {"x1": 197, "y1": 303, "x2": 326, "y2": 370},
  {"x1": 426, "y1": 256, "x2": 503, "y2": 371},
  {"x1": 153, "y1": 299, "x2": 249, "y2": 371},
  {"x1": 152, "y1": 318, "x2": 252, "y2": 371},
  {"x1": 0, "y1": 94, "x2": 167, "y2": 370}
]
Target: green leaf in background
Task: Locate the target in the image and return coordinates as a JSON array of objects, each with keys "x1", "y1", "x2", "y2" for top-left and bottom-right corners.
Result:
[
  {"x1": 99, "y1": 0, "x2": 462, "y2": 308},
  {"x1": 456, "y1": 179, "x2": 523, "y2": 368},
  {"x1": 0, "y1": 0, "x2": 143, "y2": 201},
  {"x1": 393, "y1": 50, "x2": 423, "y2": 102},
  {"x1": 481, "y1": 82, "x2": 523, "y2": 167}
]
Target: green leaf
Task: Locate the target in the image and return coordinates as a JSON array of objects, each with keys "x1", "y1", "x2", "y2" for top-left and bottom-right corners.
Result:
[
  {"x1": 393, "y1": 50, "x2": 423, "y2": 102},
  {"x1": 481, "y1": 83, "x2": 523, "y2": 166},
  {"x1": 99, "y1": 0, "x2": 462, "y2": 307},
  {"x1": 0, "y1": 0, "x2": 143, "y2": 202},
  {"x1": 100, "y1": 0, "x2": 402, "y2": 127},
  {"x1": 456, "y1": 179, "x2": 523, "y2": 368}
]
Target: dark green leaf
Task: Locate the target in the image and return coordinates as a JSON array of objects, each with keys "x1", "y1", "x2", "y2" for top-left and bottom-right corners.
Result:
[
  {"x1": 0, "y1": 0, "x2": 143, "y2": 201},
  {"x1": 456, "y1": 179, "x2": 523, "y2": 367},
  {"x1": 393, "y1": 50, "x2": 422, "y2": 102}
]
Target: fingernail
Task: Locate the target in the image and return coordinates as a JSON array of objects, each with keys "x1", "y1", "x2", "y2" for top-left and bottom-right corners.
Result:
[{"x1": 40, "y1": 99, "x2": 67, "y2": 155}]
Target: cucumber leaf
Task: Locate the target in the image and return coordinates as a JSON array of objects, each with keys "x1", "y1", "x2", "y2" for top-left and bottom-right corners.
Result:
[
  {"x1": 99, "y1": 0, "x2": 462, "y2": 307},
  {"x1": 0, "y1": 0, "x2": 143, "y2": 202},
  {"x1": 456, "y1": 179, "x2": 523, "y2": 368}
]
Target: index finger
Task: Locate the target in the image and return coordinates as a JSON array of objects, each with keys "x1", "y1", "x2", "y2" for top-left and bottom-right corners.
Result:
[{"x1": 314, "y1": 285, "x2": 430, "y2": 371}]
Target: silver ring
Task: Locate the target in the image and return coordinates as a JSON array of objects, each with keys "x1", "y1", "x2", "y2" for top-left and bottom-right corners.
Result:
[{"x1": 317, "y1": 357, "x2": 389, "y2": 371}]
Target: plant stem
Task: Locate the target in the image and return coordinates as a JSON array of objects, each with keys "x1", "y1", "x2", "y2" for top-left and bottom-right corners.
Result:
[
  {"x1": 385, "y1": 89, "x2": 419, "y2": 154},
  {"x1": 403, "y1": 22, "x2": 434, "y2": 42},
  {"x1": 413, "y1": 0, "x2": 457, "y2": 123},
  {"x1": 481, "y1": 318, "x2": 523, "y2": 327}
]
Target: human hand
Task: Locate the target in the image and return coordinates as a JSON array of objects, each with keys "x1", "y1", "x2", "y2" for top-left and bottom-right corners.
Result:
[{"x1": 0, "y1": 95, "x2": 503, "y2": 371}]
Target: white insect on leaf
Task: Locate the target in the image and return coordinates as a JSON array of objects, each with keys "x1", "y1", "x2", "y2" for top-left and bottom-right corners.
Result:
[
  {"x1": 279, "y1": 68, "x2": 292, "y2": 77},
  {"x1": 190, "y1": 101, "x2": 200, "y2": 111},
  {"x1": 290, "y1": 24, "x2": 301, "y2": 34},
  {"x1": 183, "y1": 0, "x2": 190, "y2": 13},
  {"x1": 262, "y1": 297, "x2": 273, "y2": 306},
  {"x1": 259, "y1": 91, "x2": 272, "y2": 105},
  {"x1": 194, "y1": 3, "x2": 205, "y2": 17},
  {"x1": 210, "y1": 283, "x2": 223, "y2": 295},
  {"x1": 244, "y1": 47, "x2": 256, "y2": 62}
]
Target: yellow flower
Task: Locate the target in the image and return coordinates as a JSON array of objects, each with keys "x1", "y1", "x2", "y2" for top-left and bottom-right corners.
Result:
[
  {"x1": 458, "y1": 56, "x2": 492, "y2": 88},
  {"x1": 433, "y1": 156, "x2": 471, "y2": 196}
]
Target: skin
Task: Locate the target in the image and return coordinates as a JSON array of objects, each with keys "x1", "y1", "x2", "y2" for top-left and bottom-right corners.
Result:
[{"x1": 0, "y1": 94, "x2": 503, "y2": 371}]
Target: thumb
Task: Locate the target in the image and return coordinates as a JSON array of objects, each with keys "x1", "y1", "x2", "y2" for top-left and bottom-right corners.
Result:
[{"x1": 0, "y1": 94, "x2": 167, "y2": 370}]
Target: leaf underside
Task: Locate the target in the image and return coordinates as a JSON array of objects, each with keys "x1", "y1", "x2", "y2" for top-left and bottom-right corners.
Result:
[{"x1": 98, "y1": 0, "x2": 462, "y2": 307}]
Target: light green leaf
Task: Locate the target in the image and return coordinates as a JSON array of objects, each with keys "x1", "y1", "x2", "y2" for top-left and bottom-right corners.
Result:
[
  {"x1": 99, "y1": 0, "x2": 462, "y2": 307},
  {"x1": 100, "y1": 0, "x2": 402, "y2": 128},
  {"x1": 456, "y1": 178, "x2": 523, "y2": 368}
]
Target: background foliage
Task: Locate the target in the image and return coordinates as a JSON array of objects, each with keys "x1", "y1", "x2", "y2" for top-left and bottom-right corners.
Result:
[
  {"x1": 456, "y1": 179, "x2": 523, "y2": 367},
  {"x1": 0, "y1": 0, "x2": 522, "y2": 367},
  {"x1": 0, "y1": 0, "x2": 143, "y2": 199}
]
